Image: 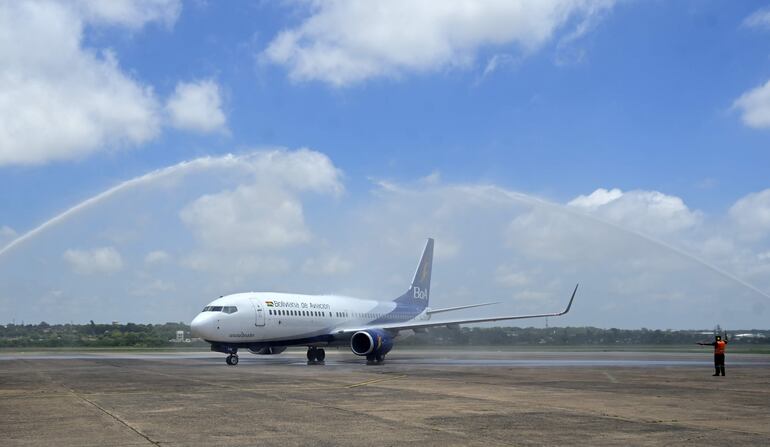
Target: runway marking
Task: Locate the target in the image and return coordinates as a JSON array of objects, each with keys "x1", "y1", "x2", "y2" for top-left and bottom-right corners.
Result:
[
  {"x1": 346, "y1": 374, "x2": 407, "y2": 388},
  {"x1": 603, "y1": 371, "x2": 619, "y2": 383}
]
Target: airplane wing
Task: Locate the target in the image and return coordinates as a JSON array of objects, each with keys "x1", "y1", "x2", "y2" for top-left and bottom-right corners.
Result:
[
  {"x1": 426, "y1": 301, "x2": 500, "y2": 315},
  {"x1": 336, "y1": 284, "x2": 578, "y2": 335}
]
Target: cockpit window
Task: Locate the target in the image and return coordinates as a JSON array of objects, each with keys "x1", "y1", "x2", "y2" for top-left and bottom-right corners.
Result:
[
  {"x1": 202, "y1": 306, "x2": 226, "y2": 312},
  {"x1": 222, "y1": 306, "x2": 238, "y2": 314}
]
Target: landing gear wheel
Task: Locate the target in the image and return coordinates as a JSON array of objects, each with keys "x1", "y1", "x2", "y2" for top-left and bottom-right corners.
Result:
[
  {"x1": 306, "y1": 347, "x2": 325, "y2": 365},
  {"x1": 366, "y1": 353, "x2": 384, "y2": 365},
  {"x1": 226, "y1": 354, "x2": 239, "y2": 366}
]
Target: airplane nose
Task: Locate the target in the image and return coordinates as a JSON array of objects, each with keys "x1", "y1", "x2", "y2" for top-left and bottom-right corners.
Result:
[{"x1": 190, "y1": 313, "x2": 208, "y2": 339}]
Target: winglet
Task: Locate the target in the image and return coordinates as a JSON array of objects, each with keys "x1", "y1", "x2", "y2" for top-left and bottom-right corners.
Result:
[{"x1": 560, "y1": 283, "x2": 579, "y2": 315}]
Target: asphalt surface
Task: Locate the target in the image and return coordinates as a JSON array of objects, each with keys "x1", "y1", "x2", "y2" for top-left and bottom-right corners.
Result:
[{"x1": 2, "y1": 349, "x2": 769, "y2": 446}]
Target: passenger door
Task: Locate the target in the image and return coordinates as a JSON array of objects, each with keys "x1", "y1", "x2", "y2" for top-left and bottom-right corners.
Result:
[{"x1": 251, "y1": 300, "x2": 265, "y2": 327}]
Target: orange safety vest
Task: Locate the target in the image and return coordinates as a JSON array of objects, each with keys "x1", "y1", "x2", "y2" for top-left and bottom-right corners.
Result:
[{"x1": 715, "y1": 340, "x2": 726, "y2": 355}]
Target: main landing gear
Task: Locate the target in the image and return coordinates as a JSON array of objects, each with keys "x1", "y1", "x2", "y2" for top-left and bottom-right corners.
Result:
[
  {"x1": 306, "y1": 347, "x2": 326, "y2": 365},
  {"x1": 366, "y1": 353, "x2": 385, "y2": 365},
  {"x1": 226, "y1": 354, "x2": 239, "y2": 366}
]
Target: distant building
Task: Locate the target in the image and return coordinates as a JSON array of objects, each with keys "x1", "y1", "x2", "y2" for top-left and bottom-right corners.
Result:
[{"x1": 170, "y1": 330, "x2": 190, "y2": 343}]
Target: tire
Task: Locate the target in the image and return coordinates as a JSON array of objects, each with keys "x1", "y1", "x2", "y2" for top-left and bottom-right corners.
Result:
[
  {"x1": 230, "y1": 355, "x2": 239, "y2": 366},
  {"x1": 317, "y1": 349, "x2": 326, "y2": 362},
  {"x1": 226, "y1": 355, "x2": 233, "y2": 365},
  {"x1": 307, "y1": 348, "x2": 316, "y2": 362}
]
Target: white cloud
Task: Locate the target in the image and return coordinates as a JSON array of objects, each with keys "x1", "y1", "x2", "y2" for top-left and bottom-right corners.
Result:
[
  {"x1": 74, "y1": 0, "x2": 181, "y2": 29},
  {"x1": 63, "y1": 247, "x2": 124, "y2": 275},
  {"x1": 179, "y1": 149, "x2": 343, "y2": 251},
  {"x1": 302, "y1": 255, "x2": 353, "y2": 276},
  {"x1": 0, "y1": 1, "x2": 180, "y2": 165},
  {"x1": 264, "y1": 0, "x2": 616, "y2": 86},
  {"x1": 568, "y1": 188, "x2": 701, "y2": 235},
  {"x1": 743, "y1": 6, "x2": 770, "y2": 30},
  {"x1": 144, "y1": 250, "x2": 171, "y2": 264},
  {"x1": 166, "y1": 79, "x2": 228, "y2": 134},
  {"x1": 181, "y1": 185, "x2": 311, "y2": 250},
  {"x1": 480, "y1": 53, "x2": 520, "y2": 78},
  {"x1": 567, "y1": 187, "x2": 622, "y2": 210},
  {"x1": 729, "y1": 189, "x2": 770, "y2": 241},
  {"x1": 733, "y1": 79, "x2": 770, "y2": 129}
]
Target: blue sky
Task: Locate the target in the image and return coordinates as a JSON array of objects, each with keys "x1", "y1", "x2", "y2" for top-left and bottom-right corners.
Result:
[{"x1": 2, "y1": 1, "x2": 770, "y2": 328}]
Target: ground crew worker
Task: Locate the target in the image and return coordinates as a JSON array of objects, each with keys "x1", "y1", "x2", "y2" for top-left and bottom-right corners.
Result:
[{"x1": 697, "y1": 334, "x2": 728, "y2": 376}]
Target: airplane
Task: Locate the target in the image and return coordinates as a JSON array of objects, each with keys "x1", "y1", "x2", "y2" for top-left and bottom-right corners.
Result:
[{"x1": 190, "y1": 238, "x2": 578, "y2": 366}]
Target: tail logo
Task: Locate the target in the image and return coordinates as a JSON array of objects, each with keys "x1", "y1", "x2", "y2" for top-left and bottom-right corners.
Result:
[{"x1": 413, "y1": 286, "x2": 428, "y2": 300}]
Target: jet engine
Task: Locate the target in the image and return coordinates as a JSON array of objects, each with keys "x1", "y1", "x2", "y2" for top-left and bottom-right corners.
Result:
[
  {"x1": 350, "y1": 329, "x2": 393, "y2": 357},
  {"x1": 248, "y1": 346, "x2": 287, "y2": 355}
]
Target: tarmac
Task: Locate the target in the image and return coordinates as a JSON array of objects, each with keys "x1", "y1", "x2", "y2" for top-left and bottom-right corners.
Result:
[{"x1": 1, "y1": 349, "x2": 769, "y2": 446}]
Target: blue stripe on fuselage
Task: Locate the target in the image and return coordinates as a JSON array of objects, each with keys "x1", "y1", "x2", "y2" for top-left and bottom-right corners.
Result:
[{"x1": 368, "y1": 301, "x2": 423, "y2": 326}]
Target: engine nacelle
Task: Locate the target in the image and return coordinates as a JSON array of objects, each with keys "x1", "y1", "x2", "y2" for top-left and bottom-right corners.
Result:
[
  {"x1": 350, "y1": 329, "x2": 393, "y2": 357},
  {"x1": 248, "y1": 346, "x2": 287, "y2": 355}
]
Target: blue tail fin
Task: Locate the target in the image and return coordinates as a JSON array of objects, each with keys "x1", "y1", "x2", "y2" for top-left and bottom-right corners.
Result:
[{"x1": 394, "y1": 238, "x2": 433, "y2": 309}]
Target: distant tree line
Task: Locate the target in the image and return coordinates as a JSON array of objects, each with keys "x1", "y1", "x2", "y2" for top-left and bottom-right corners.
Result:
[
  {"x1": 399, "y1": 326, "x2": 770, "y2": 346},
  {"x1": 1, "y1": 323, "x2": 768, "y2": 348},
  {"x1": 0, "y1": 321, "x2": 205, "y2": 348}
]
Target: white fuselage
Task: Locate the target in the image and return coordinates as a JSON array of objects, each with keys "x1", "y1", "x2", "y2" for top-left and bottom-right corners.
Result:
[{"x1": 190, "y1": 292, "x2": 429, "y2": 346}]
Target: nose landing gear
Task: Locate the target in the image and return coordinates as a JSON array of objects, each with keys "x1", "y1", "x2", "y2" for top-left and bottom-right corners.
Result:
[
  {"x1": 306, "y1": 347, "x2": 326, "y2": 365},
  {"x1": 226, "y1": 354, "x2": 239, "y2": 366}
]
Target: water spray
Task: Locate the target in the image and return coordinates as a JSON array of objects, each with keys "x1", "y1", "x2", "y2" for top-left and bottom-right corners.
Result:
[
  {"x1": 0, "y1": 153, "x2": 245, "y2": 258},
  {"x1": 1, "y1": 156, "x2": 768, "y2": 303}
]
